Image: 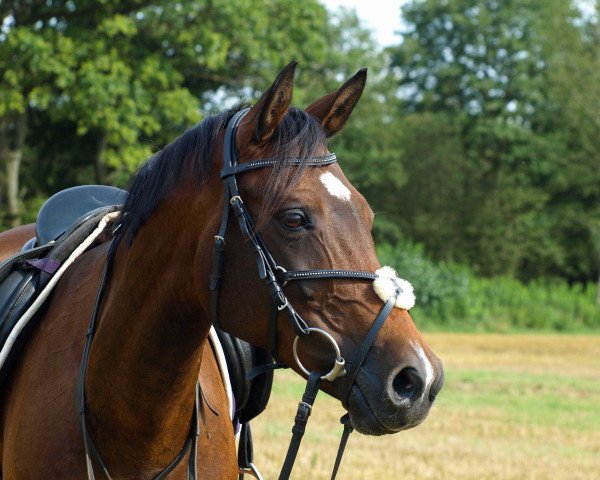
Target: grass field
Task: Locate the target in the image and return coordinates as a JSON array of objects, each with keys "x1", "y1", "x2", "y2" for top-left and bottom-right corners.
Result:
[{"x1": 250, "y1": 333, "x2": 600, "y2": 479}]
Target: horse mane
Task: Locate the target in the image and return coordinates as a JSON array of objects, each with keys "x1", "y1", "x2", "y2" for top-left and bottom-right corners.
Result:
[{"x1": 119, "y1": 106, "x2": 326, "y2": 244}]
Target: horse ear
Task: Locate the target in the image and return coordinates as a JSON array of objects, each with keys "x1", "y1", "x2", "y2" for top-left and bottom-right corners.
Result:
[
  {"x1": 306, "y1": 68, "x2": 367, "y2": 137},
  {"x1": 246, "y1": 61, "x2": 297, "y2": 144}
]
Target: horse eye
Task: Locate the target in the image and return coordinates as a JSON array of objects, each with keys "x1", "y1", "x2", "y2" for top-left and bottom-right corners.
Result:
[{"x1": 278, "y1": 209, "x2": 308, "y2": 230}]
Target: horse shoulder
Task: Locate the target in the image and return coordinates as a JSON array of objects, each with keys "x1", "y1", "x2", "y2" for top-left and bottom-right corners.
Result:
[
  {"x1": 1, "y1": 242, "x2": 108, "y2": 478},
  {"x1": 195, "y1": 340, "x2": 238, "y2": 479}
]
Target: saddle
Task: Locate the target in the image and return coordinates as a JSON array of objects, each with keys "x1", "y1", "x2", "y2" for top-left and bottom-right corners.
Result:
[
  {"x1": 0, "y1": 185, "x2": 126, "y2": 388},
  {"x1": 214, "y1": 329, "x2": 274, "y2": 478},
  {"x1": 215, "y1": 328, "x2": 274, "y2": 424}
]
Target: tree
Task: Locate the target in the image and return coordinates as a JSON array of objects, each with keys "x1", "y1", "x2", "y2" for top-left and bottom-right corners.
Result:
[
  {"x1": 541, "y1": 0, "x2": 600, "y2": 295},
  {"x1": 2, "y1": 0, "x2": 351, "y2": 226},
  {"x1": 0, "y1": 18, "x2": 75, "y2": 226},
  {"x1": 391, "y1": 0, "x2": 600, "y2": 283}
]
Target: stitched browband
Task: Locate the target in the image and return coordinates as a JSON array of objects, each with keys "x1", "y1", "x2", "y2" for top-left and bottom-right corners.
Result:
[
  {"x1": 281, "y1": 270, "x2": 378, "y2": 283},
  {"x1": 220, "y1": 153, "x2": 337, "y2": 178}
]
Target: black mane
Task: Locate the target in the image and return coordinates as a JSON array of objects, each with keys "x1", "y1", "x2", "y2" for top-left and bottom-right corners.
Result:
[{"x1": 119, "y1": 106, "x2": 326, "y2": 243}]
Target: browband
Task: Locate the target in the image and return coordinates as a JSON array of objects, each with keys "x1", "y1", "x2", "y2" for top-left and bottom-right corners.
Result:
[{"x1": 220, "y1": 153, "x2": 337, "y2": 178}]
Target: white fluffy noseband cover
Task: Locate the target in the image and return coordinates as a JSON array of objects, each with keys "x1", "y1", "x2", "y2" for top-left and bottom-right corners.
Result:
[{"x1": 373, "y1": 266, "x2": 416, "y2": 310}]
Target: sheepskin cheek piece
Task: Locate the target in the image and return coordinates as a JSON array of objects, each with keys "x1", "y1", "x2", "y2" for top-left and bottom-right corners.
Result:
[{"x1": 373, "y1": 266, "x2": 416, "y2": 310}]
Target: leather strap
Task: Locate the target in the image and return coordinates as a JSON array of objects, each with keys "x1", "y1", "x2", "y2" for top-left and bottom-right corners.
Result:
[
  {"x1": 281, "y1": 270, "x2": 377, "y2": 283},
  {"x1": 237, "y1": 422, "x2": 254, "y2": 472},
  {"x1": 278, "y1": 372, "x2": 321, "y2": 480},
  {"x1": 330, "y1": 414, "x2": 353, "y2": 480},
  {"x1": 210, "y1": 108, "x2": 250, "y2": 330},
  {"x1": 342, "y1": 296, "x2": 397, "y2": 408},
  {"x1": 220, "y1": 154, "x2": 337, "y2": 178}
]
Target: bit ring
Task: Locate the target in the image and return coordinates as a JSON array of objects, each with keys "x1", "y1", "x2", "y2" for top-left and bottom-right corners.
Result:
[{"x1": 293, "y1": 328, "x2": 346, "y2": 382}]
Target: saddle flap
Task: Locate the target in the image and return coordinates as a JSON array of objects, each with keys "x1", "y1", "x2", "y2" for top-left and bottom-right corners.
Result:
[
  {"x1": 214, "y1": 329, "x2": 274, "y2": 424},
  {"x1": 0, "y1": 202, "x2": 120, "y2": 390},
  {"x1": 239, "y1": 344, "x2": 274, "y2": 423}
]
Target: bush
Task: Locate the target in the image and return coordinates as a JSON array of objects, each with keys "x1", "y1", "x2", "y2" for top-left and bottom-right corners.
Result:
[
  {"x1": 377, "y1": 240, "x2": 600, "y2": 332},
  {"x1": 455, "y1": 277, "x2": 600, "y2": 332}
]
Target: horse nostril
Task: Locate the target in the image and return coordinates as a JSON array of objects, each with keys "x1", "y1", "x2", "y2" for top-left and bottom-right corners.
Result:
[
  {"x1": 428, "y1": 367, "x2": 445, "y2": 402},
  {"x1": 391, "y1": 367, "x2": 424, "y2": 402}
]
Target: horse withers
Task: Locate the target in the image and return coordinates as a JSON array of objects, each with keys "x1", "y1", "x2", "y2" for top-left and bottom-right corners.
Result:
[{"x1": 0, "y1": 62, "x2": 443, "y2": 479}]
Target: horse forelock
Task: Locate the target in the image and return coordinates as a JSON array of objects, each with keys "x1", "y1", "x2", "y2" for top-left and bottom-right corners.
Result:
[
  {"x1": 118, "y1": 106, "x2": 327, "y2": 244},
  {"x1": 257, "y1": 107, "x2": 327, "y2": 225}
]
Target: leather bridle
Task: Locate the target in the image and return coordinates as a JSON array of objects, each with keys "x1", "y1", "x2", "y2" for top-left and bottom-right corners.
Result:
[
  {"x1": 77, "y1": 108, "x2": 402, "y2": 480},
  {"x1": 211, "y1": 109, "x2": 403, "y2": 480}
]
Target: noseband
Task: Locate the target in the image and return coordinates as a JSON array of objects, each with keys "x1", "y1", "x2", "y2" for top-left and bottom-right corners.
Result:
[{"x1": 211, "y1": 109, "x2": 402, "y2": 480}]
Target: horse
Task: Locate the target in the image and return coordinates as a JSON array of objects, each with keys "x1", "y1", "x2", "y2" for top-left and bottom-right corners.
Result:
[{"x1": 0, "y1": 62, "x2": 444, "y2": 479}]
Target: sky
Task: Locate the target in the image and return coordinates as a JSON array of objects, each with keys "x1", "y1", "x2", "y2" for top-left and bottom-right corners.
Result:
[
  {"x1": 321, "y1": 0, "x2": 407, "y2": 47},
  {"x1": 321, "y1": 0, "x2": 597, "y2": 47}
]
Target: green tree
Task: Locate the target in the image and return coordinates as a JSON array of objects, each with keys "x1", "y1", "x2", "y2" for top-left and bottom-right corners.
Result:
[
  {"x1": 0, "y1": 20, "x2": 75, "y2": 225},
  {"x1": 391, "y1": 0, "x2": 600, "y2": 283},
  {"x1": 295, "y1": 7, "x2": 416, "y2": 246},
  {"x1": 2, "y1": 0, "x2": 352, "y2": 225}
]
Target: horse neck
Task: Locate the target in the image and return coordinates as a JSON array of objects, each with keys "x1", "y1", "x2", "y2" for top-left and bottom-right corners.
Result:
[{"x1": 84, "y1": 191, "x2": 217, "y2": 473}]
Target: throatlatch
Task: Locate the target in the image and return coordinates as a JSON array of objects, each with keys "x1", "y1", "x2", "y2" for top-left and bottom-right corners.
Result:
[{"x1": 211, "y1": 109, "x2": 409, "y2": 480}]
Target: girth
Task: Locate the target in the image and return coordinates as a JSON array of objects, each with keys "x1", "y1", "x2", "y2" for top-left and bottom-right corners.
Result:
[{"x1": 210, "y1": 109, "x2": 402, "y2": 480}]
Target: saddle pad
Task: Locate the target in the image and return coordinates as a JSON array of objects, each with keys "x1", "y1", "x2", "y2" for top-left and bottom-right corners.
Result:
[
  {"x1": 0, "y1": 212, "x2": 118, "y2": 387},
  {"x1": 207, "y1": 326, "x2": 235, "y2": 423}
]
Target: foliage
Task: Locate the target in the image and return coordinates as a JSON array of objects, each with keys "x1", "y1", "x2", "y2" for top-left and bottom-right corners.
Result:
[
  {"x1": 377, "y1": 240, "x2": 469, "y2": 311},
  {"x1": 379, "y1": 237, "x2": 600, "y2": 332},
  {"x1": 1, "y1": 0, "x2": 349, "y2": 197},
  {"x1": 390, "y1": 0, "x2": 600, "y2": 284},
  {"x1": 0, "y1": 0, "x2": 598, "y2": 327}
]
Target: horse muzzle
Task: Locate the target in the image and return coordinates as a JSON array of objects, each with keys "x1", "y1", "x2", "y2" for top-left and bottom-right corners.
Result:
[{"x1": 346, "y1": 359, "x2": 444, "y2": 435}]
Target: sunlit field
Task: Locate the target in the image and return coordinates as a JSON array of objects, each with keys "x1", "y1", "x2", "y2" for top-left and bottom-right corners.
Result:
[{"x1": 250, "y1": 334, "x2": 600, "y2": 479}]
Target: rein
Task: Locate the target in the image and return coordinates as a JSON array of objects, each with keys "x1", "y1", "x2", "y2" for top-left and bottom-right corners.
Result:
[
  {"x1": 211, "y1": 109, "x2": 402, "y2": 480},
  {"x1": 77, "y1": 233, "x2": 201, "y2": 480}
]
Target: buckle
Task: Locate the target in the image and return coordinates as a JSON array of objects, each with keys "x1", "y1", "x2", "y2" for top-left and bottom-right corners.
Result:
[
  {"x1": 277, "y1": 297, "x2": 289, "y2": 311},
  {"x1": 275, "y1": 265, "x2": 288, "y2": 286}
]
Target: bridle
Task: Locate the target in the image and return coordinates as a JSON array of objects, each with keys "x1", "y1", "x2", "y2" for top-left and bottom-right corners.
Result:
[
  {"x1": 77, "y1": 108, "x2": 402, "y2": 480},
  {"x1": 211, "y1": 109, "x2": 403, "y2": 480}
]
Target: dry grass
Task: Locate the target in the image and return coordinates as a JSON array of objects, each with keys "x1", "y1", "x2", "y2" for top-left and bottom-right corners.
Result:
[{"x1": 250, "y1": 333, "x2": 600, "y2": 479}]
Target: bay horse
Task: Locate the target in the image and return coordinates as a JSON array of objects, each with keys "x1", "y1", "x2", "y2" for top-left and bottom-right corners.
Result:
[{"x1": 0, "y1": 62, "x2": 443, "y2": 479}]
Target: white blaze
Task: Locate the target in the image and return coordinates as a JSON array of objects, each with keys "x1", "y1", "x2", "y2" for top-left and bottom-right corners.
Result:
[
  {"x1": 320, "y1": 172, "x2": 351, "y2": 201},
  {"x1": 410, "y1": 341, "x2": 435, "y2": 395}
]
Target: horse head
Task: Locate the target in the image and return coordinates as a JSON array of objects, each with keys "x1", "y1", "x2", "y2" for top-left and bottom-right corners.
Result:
[{"x1": 212, "y1": 62, "x2": 444, "y2": 435}]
